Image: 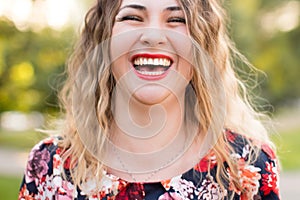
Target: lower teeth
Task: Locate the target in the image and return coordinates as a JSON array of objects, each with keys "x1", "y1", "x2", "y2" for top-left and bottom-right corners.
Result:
[{"x1": 137, "y1": 70, "x2": 165, "y2": 76}]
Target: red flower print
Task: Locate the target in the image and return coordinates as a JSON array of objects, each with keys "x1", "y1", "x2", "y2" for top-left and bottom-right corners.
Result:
[
  {"x1": 56, "y1": 148, "x2": 61, "y2": 155},
  {"x1": 19, "y1": 185, "x2": 34, "y2": 200},
  {"x1": 194, "y1": 151, "x2": 217, "y2": 172},
  {"x1": 43, "y1": 137, "x2": 55, "y2": 145},
  {"x1": 228, "y1": 159, "x2": 261, "y2": 200},
  {"x1": 261, "y1": 144, "x2": 276, "y2": 160},
  {"x1": 63, "y1": 156, "x2": 72, "y2": 169},
  {"x1": 117, "y1": 179, "x2": 128, "y2": 192},
  {"x1": 116, "y1": 183, "x2": 145, "y2": 200},
  {"x1": 53, "y1": 155, "x2": 61, "y2": 169},
  {"x1": 55, "y1": 148, "x2": 74, "y2": 170},
  {"x1": 161, "y1": 179, "x2": 171, "y2": 190},
  {"x1": 261, "y1": 161, "x2": 279, "y2": 196},
  {"x1": 225, "y1": 129, "x2": 237, "y2": 143},
  {"x1": 56, "y1": 181, "x2": 75, "y2": 200}
]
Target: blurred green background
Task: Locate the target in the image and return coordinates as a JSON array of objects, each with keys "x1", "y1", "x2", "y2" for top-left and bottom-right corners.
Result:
[{"x1": 0, "y1": 0, "x2": 300, "y2": 199}]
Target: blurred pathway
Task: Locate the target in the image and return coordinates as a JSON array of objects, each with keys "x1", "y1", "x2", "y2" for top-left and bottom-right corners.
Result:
[
  {"x1": 274, "y1": 105, "x2": 300, "y2": 132},
  {"x1": 280, "y1": 171, "x2": 300, "y2": 199},
  {"x1": 0, "y1": 147, "x2": 28, "y2": 176},
  {"x1": 0, "y1": 147, "x2": 299, "y2": 198}
]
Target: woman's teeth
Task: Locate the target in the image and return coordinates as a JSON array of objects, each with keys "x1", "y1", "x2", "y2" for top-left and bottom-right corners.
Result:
[
  {"x1": 133, "y1": 57, "x2": 171, "y2": 66},
  {"x1": 133, "y1": 57, "x2": 171, "y2": 76},
  {"x1": 136, "y1": 70, "x2": 165, "y2": 76}
]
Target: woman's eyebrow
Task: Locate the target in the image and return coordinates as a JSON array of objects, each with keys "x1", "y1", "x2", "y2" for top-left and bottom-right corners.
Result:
[
  {"x1": 164, "y1": 6, "x2": 182, "y2": 11},
  {"x1": 119, "y1": 4, "x2": 146, "y2": 11}
]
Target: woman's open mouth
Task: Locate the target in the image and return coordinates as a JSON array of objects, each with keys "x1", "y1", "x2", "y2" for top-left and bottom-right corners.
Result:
[{"x1": 131, "y1": 54, "x2": 173, "y2": 80}]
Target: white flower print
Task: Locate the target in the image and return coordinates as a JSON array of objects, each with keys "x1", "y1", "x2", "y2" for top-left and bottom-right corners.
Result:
[
  {"x1": 196, "y1": 175, "x2": 226, "y2": 200},
  {"x1": 36, "y1": 175, "x2": 55, "y2": 199},
  {"x1": 171, "y1": 176, "x2": 197, "y2": 199}
]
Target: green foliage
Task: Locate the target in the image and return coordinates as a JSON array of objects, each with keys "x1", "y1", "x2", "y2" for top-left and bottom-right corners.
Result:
[
  {"x1": 271, "y1": 128, "x2": 300, "y2": 171},
  {"x1": 0, "y1": 129, "x2": 47, "y2": 150},
  {"x1": 0, "y1": 0, "x2": 300, "y2": 112},
  {"x1": 0, "y1": 19, "x2": 75, "y2": 113},
  {"x1": 227, "y1": 0, "x2": 300, "y2": 108},
  {"x1": 0, "y1": 175, "x2": 21, "y2": 200}
]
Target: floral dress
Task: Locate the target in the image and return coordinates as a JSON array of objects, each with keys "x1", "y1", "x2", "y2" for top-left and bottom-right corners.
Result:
[{"x1": 19, "y1": 130, "x2": 280, "y2": 200}]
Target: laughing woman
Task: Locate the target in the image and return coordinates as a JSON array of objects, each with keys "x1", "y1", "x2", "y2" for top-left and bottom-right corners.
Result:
[{"x1": 19, "y1": 0, "x2": 280, "y2": 199}]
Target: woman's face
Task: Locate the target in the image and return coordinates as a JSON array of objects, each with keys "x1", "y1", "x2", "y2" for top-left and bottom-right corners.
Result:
[{"x1": 110, "y1": 0, "x2": 193, "y2": 105}]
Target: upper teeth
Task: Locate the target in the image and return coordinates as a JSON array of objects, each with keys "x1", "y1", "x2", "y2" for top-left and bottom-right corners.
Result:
[{"x1": 133, "y1": 57, "x2": 171, "y2": 66}]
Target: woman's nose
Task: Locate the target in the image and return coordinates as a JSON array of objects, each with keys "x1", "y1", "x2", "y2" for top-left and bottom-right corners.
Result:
[{"x1": 139, "y1": 28, "x2": 168, "y2": 47}]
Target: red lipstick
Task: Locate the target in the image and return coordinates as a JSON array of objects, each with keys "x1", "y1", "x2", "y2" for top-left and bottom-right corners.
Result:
[{"x1": 131, "y1": 53, "x2": 173, "y2": 81}]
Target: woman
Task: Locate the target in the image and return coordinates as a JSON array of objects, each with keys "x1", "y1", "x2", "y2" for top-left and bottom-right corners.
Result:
[{"x1": 19, "y1": 0, "x2": 280, "y2": 199}]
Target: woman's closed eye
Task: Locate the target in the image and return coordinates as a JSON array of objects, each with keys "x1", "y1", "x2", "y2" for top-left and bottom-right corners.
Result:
[
  {"x1": 117, "y1": 15, "x2": 142, "y2": 22},
  {"x1": 167, "y1": 17, "x2": 186, "y2": 24}
]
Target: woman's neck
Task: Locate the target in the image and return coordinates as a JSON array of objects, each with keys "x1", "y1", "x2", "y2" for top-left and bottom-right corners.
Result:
[
  {"x1": 111, "y1": 92, "x2": 185, "y2": 153},
  {"x1": 105, "y1": 90, "x2": 205, "y2": 182}
]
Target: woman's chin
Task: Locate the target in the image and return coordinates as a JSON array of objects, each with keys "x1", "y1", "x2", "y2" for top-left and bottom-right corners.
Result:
[{"x1": 132, "y1": 84, "x2": 172, "y2": 105}]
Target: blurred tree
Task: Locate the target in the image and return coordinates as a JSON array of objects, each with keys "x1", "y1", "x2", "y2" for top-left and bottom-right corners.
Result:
[
  {"x1": 227, "y1": 0, "x2": 300, "y2": 109},
  {"x1": 0, "y1": 0, "x2": 299, "y2": 115},
  {"x1": 0, "y1": 19, "x2": 75, "y2": 113}
]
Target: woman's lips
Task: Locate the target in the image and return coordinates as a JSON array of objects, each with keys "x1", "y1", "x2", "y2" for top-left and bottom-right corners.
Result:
[{"x1": 131, "y1": 53, "x2": 173, "y2": 80}]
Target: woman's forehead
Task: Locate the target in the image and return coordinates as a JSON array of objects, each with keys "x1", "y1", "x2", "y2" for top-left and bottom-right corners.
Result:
[{"x1": 119, "y1": 0, "x2": 182, "y2": 8}]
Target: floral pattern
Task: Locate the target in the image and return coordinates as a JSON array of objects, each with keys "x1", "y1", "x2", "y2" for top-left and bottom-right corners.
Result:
[
  {"x1": 261, "y1": 161, "x2": 280, "y2": 196},
  {"x1": 19, "y1": 130, "x2": 280, "y2": 200},
  {"x1": 197, "y1": 175, "x2": 226, "y2": 200},
  {"x1": 25, "y1": 143, "x2": 50, "y2": 183}
]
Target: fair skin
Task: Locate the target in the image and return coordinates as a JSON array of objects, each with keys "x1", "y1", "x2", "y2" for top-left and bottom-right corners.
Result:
[{"x1": 108, "y1": 0, "x2": 202, "y2": 182}]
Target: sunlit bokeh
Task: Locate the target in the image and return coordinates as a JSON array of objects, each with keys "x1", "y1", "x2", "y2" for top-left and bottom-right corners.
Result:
[
  {"x1": 9, "y1": 62, "x2": 35, "y2": 87},
  {"x1": 11, "y1": 0, "x2": 32, "y2": 30},
  {"x1": 0, "y1": 111, "x2": 44, "y2": 131},
  {"x1": 0, "y1": 0, "x2": 86, "y2": 31},
  {"x1": 45, "y1": 0, "x2": 78, "y2": 30},
  {"x1": 260, "y1": 1, "x2": 300, "y2": 35}
]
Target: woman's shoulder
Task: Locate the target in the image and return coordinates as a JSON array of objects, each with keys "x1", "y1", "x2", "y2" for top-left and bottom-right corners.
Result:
[
  {"x1": 19, "y1": 136, "x2": 76, "y2": 200},
  {"x1": 225, "y1": 129, "x2": 277, "y2": 161},
  {"x1": 27, "y1": 135, "x2": 62, "y2": 157},
  {"x1": 223, "y1": 129, "x2": 280, "y2": 198},
  {"x1": 23, "y1": 136, "x2": 62, "y2": 182},
  {"x1": 30, "y1": 136, "x2": 61, "y2": 151},
  {"x1": 193, "y1": 129, "x2": 278, "y2": 174}
]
